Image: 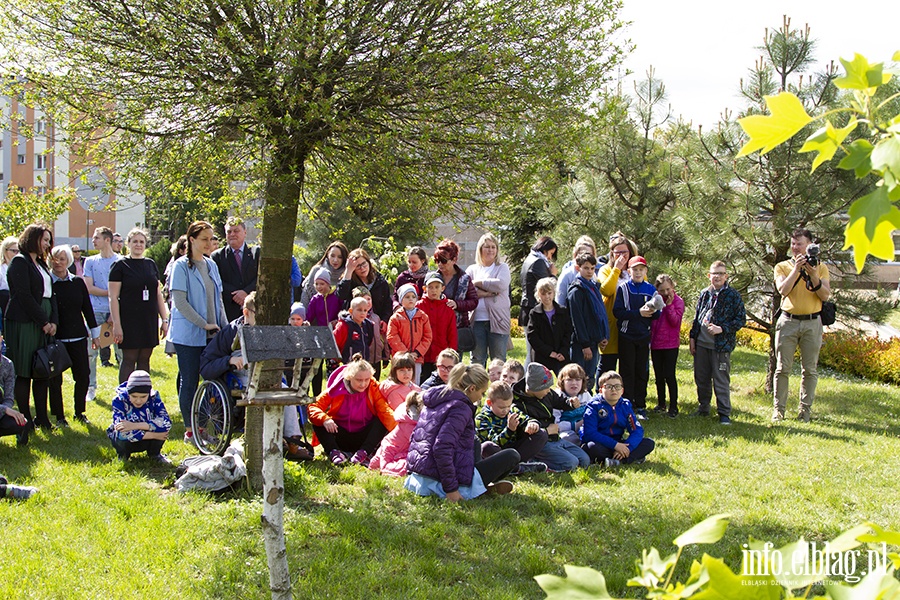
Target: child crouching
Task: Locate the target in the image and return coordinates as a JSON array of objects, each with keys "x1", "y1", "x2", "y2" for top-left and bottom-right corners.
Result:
[
  {"x1": 107, "y1": 370, "x2": 173, "y2": 464},
  {"x1": 369, "y1": 391, "x2": 424, "y2": 477},
  {"x1": 476, "y1": 381, "x2": 548, "y2": 472},
  {"x1": 580, "y1": 370, "x2": 655, "y2": 467}
]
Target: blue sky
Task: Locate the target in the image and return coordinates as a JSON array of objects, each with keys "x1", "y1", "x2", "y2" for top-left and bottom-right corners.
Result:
[{"x1": 619, "y1": 0, "x2": 899, "y2": 128}]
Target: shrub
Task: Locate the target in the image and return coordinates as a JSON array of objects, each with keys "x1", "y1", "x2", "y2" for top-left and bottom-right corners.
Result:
[{"x1": 818, "y1": 331, "x2": 900, "y2": 386}]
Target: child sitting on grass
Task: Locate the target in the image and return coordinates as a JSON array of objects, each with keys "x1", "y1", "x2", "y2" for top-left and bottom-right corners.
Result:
[
  {"x1": 379, "y1": 352, "x2": 421, "y2": 410},
  {"x1": 406, "y1": 364, "x2": 520, "y2": 501},
  {"x1": 475, "y1": 381, "x2": 548, "y2": 473},
  {"x1": 513, "y1": 363, "x2": 590, "y2": 472},
  {"x1": 500, "y1": 359, "x2": 525, "y2": 387},
  {"x1": 487, "y1": 359, "x2": 505, "y2": 382},
  {"x1": 106, "y1": 370, "x2": 173, "y2": 464},
  {"x1": 0, "y1": 475, "x2": 37, "y2": 500},
  {"x1": 420, "y1": 348, "x2": 460, "y2": 390},
  {"x1": 369, "y1": 391, "x2": 424, "y2": 477},
  {"x1": 580, "y1": 370, "x2": 655, "y2": 467},
  {"x1": 555, "y1": 363, "x2": 590, "y2": 445}
]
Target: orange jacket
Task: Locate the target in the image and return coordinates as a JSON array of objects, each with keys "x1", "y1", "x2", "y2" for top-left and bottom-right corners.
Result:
[
  {"x1": 308, "y1": 370, "x2": 396, "y2": 446},
  {"x1": 386, "y1": 307, "x2": 432, "y2": 363}
]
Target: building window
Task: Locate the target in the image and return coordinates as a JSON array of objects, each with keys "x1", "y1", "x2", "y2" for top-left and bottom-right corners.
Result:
[
  {"x1": 34, "y1": 120, "x2": 45, "y2": 134},
  {"x1": 36, "y1": 154, "x2": 47, "y2": 169},
  {"x1": 35, "y1": 186, "x2": 47, "y2": 195},
  {"x1": 17, "y1": 154, "x2": 26, "y2": 165}
]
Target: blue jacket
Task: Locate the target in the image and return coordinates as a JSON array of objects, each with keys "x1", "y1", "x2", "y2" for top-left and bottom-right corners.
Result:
[
  {"x1": 199, "y1": 317, "x2": 243, "y2": 381},
  {"x1": 166, "y1": 255, "x2": 226, "y2": 347},
  {"x1": 406, "y1": 386, "x2": 477, "y2": 493},
  {"x1": 107, "y1": 383, "x2": 172, "y2": 443},
  {"x1": 566, "y1": 275, "x2": 610, "y2": 349},
  {"x1": 689, "y1": 284, "x2": 746, "y2": 353},
  {"x1": 613, "y1": 280, "x2": 659, "y2": 342},
  {"x1": 580, "y1": 396, "x2": 644, "y2": 451}
]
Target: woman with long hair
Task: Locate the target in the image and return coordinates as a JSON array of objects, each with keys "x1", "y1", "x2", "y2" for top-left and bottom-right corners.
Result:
[
  {"x1": 5, "y1": 224, "x2": 58, "y2": 431},
  {"x1": 299, "y1": 241, "x2": 349, "y2": 306},
  {"x1": 466, "y1": 232, "x2": 511, "y2": 366},
  {"x1": 165, "y1": 221, "x2": 227, "y2": 445},
  {"x1": 336, "y1": 248, "x2": 393, "y2": 322},
  {"x1": 109, "y1": 228, "x2": 169, "y2": 383}
]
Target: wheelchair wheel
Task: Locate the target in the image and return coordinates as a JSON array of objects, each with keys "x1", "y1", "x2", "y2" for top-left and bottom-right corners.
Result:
[{"x1": 191, "y1": 379, "x2": 234, "y2": 455}]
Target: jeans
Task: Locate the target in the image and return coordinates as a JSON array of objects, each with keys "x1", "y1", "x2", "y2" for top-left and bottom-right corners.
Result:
[
  {"x1": 471, "y1": 320, "x2": 509, "y2": 367},
  {"x1": 534, "y1": 438, "x2": 590, "y2": 471},
  {"x1": 173, "y1": 343, "x2": 204, "y2": 430},
  {"x1": 582, "y1": 437, "x2": 655, "y2": 464},
  {"x1": 572, "y1": 343, "x2": 601, "y2": 393}
]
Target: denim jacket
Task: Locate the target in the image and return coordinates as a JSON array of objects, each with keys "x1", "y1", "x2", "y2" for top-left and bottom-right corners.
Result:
[{"x1": 166, "y1": 255, "x2": 226, "y2": 346}]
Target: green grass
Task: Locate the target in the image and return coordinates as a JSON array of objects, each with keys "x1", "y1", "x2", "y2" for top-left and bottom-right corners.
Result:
[{"x1": 1, "y1": 341, "x2": 899, "y2": 598}]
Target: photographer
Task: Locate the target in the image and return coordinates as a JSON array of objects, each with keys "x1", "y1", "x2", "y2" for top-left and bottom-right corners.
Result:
[{"x1": 773, "y1": 228, "x2": 831, "y2": 423}]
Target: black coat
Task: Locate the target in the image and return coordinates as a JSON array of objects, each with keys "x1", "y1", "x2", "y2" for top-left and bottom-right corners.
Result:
[
  {"x1": 52, "y1": 275, "x2": 98, "y2": 339},
  {"x1": 336, "y1": 272, "x2": 393, "y2": 322},
  {"x1": 519, "y1": 252, "x2": 551, "y2": 328},
  {"x1": 525, "y1": 302, "x2": 572, "y2": 374},
  {"x1": 211, "y1": 244, "x2": 260, "y2": 322},
  {"x1": 5, "y1": 254, "x2": 58, "y2": 326}
]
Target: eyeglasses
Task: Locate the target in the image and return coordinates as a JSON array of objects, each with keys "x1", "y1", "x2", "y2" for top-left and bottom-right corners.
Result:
[
  {"x1": 436, "y1": 257, "x2": 450, "y2": 264},
  {"x1": 437, "y1": 364, "x2": 453, "y2": 371},
  {"x1": 611, "y1": 250, "x2": 629, "y2": 256},
  {"x1": 708, "y1": 272, "x2": 727, "y2": 276},
  {"x1": 602, "y1": 384, "x2": 623, "y2": 391}
]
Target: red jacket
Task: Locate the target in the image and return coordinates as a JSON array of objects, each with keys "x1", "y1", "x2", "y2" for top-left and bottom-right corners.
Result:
[
  {"x1": 386, "y1": 307, "x2": 432, "y2": 363},
  {"x1": 416, "y1": 296, "x2": 458, "y2": 363}
]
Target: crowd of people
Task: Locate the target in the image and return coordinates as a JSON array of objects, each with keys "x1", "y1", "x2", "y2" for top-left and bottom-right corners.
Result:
[{"x1": 1, "y1": 219, "x2": 831, "y2": 502}]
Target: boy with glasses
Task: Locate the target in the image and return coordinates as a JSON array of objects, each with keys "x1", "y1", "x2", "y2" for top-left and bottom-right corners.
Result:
[
  {"x1": 580, "y1": 370, "x2": 655, "y2": 467},
  {"x1": 419, "y1": 348, "x2": 460, "y2": 390},
  {"x1": 689, "y1": 261, "x2": 746, "y2": 425}
]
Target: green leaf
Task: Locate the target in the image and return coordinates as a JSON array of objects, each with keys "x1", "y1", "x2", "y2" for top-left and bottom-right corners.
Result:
[
  {"x1": 857, "y1": 523, "x2": 900, "y2": 546},
  {"x1": 674, "y1": 514, "x2": 731, "y2": 548},
  {"x1": 800, "y1": 120, "x2": 858, "y2": 172},
  {"x1": 835, "y1": 54, "x2": 889, "y2": 90},
  {"x1": 825, "y1": 567, "x2": 899, "y2": 600},
  {"x1": 737, "y1": 93, "x2": 813, "y2": 156},
  {"x1": 870, "y1": 133, "x2": 900, "y2": 181},
  {"x1": 534, "y1": 565, "x2": 613, "y2": 599},
  {"x1": 843, "y1": 190, "x2": 900, "y2": 272},
  {"x1": 628, "y1": 547, "x2": 677, "y2": 589},
  {"x1": 691, "y1": 555, "x2": 781, "y2": 600},
  {"x1": 838, "y1": 139, "x2": 874, "y2": 177},
  {"x1": 827, "y1": 524, "x2": 869, "y2": 553}
]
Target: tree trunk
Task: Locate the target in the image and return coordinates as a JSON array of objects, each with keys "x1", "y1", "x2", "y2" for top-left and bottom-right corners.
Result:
[
  {"x1": 261, "y1": 404, "x2": 291, "y2": 600},
  {"x1": 246, "y1": 157, "x2": 303, "y2": 490}
]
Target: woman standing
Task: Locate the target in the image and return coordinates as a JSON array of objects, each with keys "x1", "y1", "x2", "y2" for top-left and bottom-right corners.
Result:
[
  {"x1": 300, "y1": 241, "x2": 349, "y2": 306},
  {"x1": 49, "y1": 245, "x2": 99, "y2": 425},
  {"x1": 336, "y1": 248, "x2": 393, "y2": 323},
  {"x1": 598, "y1": 231, "x2": 639, "y2": 375},
  {"x1": 109, "y1": 228, "x2": 169, "y2": 383},
  {"x1": 433, "y1": 240, "x2": 478, "y2": 345},
  {"x1": 5, "y1": 224, "x2": 58, "y2": 431},
  {"x1": 0, "y1": 236, "x2": 19, "y2": 319},
  {"x1": 166, "y1": 221, "x2": 227, "y2": 444},
  {"x1": 392, "y1": 246, "x2": 429, "y2": 308},
  {"x1": 466, "y1": 233, "x2": 511, "y2": 366}
]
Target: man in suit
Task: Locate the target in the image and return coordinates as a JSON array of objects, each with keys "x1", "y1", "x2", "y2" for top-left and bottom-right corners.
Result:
[
  {"x1": 68, "y1": 244, "x2": 86, "y2": 277},
  {"x1": 212, "y1": 217, "x2": 260, "y2": 322}
]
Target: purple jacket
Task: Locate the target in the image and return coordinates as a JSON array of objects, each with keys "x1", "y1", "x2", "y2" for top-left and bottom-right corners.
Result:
[
  {"x1": 306, "y1": 291, "x2": 342, "y2": 327},
  {"x1": 406, "y1": 385, "x2": 476, "y2": 493}
]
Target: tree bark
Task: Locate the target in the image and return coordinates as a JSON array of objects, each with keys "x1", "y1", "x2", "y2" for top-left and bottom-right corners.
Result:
[
  {"x1": 246, "y1": 155, "x2": 303, "y2": 490},
  {"x1": 261, "y1": 404, "x2": 291, "y2": 600}
]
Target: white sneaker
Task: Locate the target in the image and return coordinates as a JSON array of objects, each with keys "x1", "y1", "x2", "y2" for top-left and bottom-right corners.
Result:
[{"x1": 86, "y1": 387, "x2": 96, "y2": 401}]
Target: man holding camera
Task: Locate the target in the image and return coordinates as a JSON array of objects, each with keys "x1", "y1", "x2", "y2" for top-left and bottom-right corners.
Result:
[{"x1": 773, "y1": 228, "x2": 831, "y2": 423}]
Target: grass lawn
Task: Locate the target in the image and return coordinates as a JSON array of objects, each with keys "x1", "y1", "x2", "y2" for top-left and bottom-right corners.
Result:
[{"x1": 1, "y1": 340, "x2": 898, "y2": 598}]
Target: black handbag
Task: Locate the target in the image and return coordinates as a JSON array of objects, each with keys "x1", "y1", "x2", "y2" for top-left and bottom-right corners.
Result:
[
  {"x1": 456, "y1": 327, "x2": 476, "y2": 353},
  {"x1": 820, "y1": 301, "x2": 836, "y2": 326},
  {"x1": 32, "y1": 337, "x2": 72, "y2": 379}
]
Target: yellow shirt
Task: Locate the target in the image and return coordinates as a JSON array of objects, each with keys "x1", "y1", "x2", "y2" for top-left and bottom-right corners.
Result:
[
  {"x1": 775, "y1": 260, "x2": 830, "y2": 315},
  {"x1": 598, "y1": 264, "x2": 626, "y2": 354}
]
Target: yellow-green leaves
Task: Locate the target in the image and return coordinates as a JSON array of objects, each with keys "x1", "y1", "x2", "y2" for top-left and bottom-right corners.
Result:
[
  {"x1": 673, "y1": 513, "x2": 731, "y2": 548},
  {"x1": 737, "y1": 93, "x2": 812, "y2": 157},
  {"x1": 844, "y1": 186, "x2": 900, "y2": 272},
  {"x1": 800, "y1": 120, "x2": 858, "y2": 172},
  {"x1": 834, "y1": 54, "x2": 891, "y2": 91},
  {"x1": 534, "y1": 565, "x2": 612, "y2": 599}
]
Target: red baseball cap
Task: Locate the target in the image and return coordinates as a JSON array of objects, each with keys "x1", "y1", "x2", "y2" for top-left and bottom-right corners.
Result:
[{"x1": 628, "y1": 256, "x2": 647, "y2": 268}]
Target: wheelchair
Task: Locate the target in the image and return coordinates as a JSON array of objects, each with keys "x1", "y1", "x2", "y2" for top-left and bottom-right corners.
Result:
[{"x1": 191, "y1": 371, "x2": 245, "y2": 456}]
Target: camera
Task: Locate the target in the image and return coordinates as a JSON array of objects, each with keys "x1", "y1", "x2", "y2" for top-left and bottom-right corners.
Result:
[{"x1": 804, "y1": 243, "x2": 819, "y2": 267}]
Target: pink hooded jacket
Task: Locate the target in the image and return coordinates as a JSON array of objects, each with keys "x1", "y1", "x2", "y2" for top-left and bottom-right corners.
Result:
[{"x1": 369, "y1": 403, "x2": 420, "y2": 477}]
